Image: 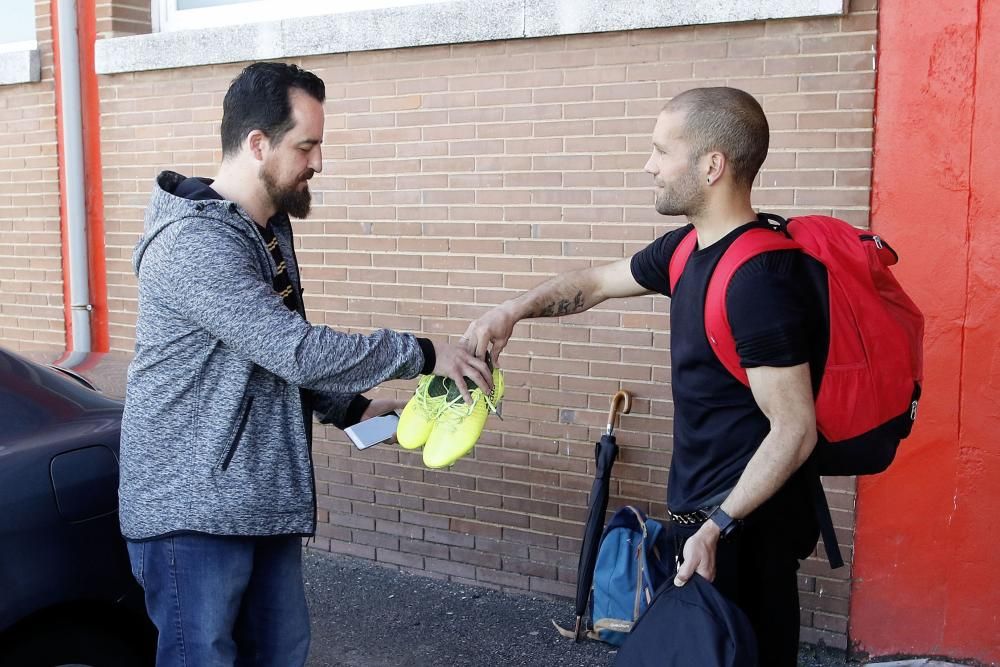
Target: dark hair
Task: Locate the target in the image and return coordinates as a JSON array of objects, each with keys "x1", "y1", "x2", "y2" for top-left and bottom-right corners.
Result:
[
  {"x1": 664, "y1": 87, "x2": 769, "y2": 189},
  {"x1": 220, "y1": 62, "x2": 326, "y2": 158}
]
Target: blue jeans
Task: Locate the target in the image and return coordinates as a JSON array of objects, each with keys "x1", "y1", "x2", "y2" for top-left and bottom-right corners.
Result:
[{"x1": 126, "y1": 534, "x2": 310, "y2": 667}]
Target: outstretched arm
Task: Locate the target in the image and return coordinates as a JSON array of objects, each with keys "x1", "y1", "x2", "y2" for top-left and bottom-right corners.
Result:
[{"x1": 462, "y1": 257, "x2": 651, "y2": 360}]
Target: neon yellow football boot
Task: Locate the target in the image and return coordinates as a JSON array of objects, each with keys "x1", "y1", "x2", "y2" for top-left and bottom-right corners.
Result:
[
  {"x1": 422, "y1": 365, "x2": 504, "y2": 469},
  {"x1": 396, "y1": 375, "x2": 450, "y2": 450}
]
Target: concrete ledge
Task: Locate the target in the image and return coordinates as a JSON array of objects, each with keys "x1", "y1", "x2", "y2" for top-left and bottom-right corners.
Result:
[
  {"x1": 96, "y1": 0, "x2": 848, "y2": 75},
  {"x1": 526, "y1": 0, "x2": 847, "y2": 37},
  {"x1": 0, "y1": 49, "x2": 41, "y2": 86}
]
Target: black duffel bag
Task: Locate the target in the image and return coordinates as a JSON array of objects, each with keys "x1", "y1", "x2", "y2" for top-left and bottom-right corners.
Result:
[{"x1": 613, "y1": 573, "x2": 757, "y2": 667}]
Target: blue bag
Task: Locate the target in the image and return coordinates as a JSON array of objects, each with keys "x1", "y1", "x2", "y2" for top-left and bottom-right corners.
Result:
[{"x1": 589, "y1": 506, "x2": 672, "y2": 646}]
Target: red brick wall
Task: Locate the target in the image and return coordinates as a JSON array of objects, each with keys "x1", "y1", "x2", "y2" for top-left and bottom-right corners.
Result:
[
  {"x1": 1, "y1": 0, "x2": 880, "y2": 650},
  {"x1": 96, "y1": 0, "x2": 151, "y2": 39},
  {"x1": 0, "y1": 1, "x2": 64, "y2": 351}
]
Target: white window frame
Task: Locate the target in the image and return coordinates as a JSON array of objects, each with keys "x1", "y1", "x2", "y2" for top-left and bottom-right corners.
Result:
[{"x1": 154, "y1": 0, "x2": 445, "y2": 33}]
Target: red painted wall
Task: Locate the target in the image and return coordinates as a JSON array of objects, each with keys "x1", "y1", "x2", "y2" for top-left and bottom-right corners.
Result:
[{"x1": 853, "y1": 0, "x2": 1000, "y2": 663}]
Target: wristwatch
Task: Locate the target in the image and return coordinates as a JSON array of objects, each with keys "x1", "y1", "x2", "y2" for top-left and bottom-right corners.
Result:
[{"x1": 708, "y1": 506, "x2": 739, "y2": 540}]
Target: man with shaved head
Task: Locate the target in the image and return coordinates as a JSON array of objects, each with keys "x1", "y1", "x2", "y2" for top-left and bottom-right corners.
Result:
[{"x1": 464, "y1": 87, "x2": 826, "y2": 665}]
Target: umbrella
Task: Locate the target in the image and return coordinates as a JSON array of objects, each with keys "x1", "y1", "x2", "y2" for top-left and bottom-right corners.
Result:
[{"x1": 556, "y1": 390, "x2": 632, "y2": 641}]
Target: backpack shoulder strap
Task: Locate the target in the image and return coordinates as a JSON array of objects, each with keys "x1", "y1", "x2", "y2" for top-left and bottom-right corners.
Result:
[
  {"x1": 668, "y1": 227, "x2": 699, "y2": 295},
  {"x1": 705, "y1": 227, "x2": 801, "y2": 386}
]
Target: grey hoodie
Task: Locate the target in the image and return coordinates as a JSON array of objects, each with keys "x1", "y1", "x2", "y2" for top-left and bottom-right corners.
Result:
[{"x1": 119, "y1": 171, "x2": 429, "y2": 540}]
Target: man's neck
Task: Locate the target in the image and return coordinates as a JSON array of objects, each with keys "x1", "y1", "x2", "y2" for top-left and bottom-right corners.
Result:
[
  {"x1": 688, "y1": 193, "x2": 757, "y2": 249},
  {"x1": 211, "y1": 166, "x2": 275, "y2": 228}
]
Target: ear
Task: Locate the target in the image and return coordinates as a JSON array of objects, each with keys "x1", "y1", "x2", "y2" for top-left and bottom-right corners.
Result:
[
  {"x1": 705, "y1": 151, "x2": 726, "y2": 186},
  {"x1": 246, "y1": 129, "x2": 268, "y2": 163}
]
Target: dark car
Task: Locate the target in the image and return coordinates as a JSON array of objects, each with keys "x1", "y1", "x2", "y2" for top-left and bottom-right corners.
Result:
[{"x1": 0, "y1": 347, "x2": 154, "y2": 666}]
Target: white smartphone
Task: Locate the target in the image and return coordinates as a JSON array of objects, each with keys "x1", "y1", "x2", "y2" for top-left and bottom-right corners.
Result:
[{"x1": 343, "y1": 411, "x2": 400, "y2": 450}]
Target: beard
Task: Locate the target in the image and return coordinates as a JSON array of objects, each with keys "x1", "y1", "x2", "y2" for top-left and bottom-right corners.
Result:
[
  {"x1": 653, "y1": 163, "x2": 706, "y2": 218},
  {"x1": 261, "y1": 164, "x2": 313, "y2": 219}
]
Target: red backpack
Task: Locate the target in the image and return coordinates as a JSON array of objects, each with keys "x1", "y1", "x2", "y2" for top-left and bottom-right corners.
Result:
[{"x1": 668, "y1": 213, "x2": 924, "y2": 566}]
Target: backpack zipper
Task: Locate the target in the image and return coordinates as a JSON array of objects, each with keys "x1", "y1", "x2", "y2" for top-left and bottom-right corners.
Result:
[
  {"x1": 860, "y1": 233, "x2": 899, "y2": 262},
  {"x1": 859, "y1": 233, "x2": 883, "y2": 248}
]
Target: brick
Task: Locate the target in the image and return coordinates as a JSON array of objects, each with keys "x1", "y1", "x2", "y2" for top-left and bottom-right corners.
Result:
[
  {"x1": 533, "y1": 86, "x2": 594, "y2": 104},
  {"x1": 800, "y1": 72, "x2": 876, "y2": 93},
  {"x1": 353, "y1": 530, "x2": 399, "y2": 550},
  {"x1": 449, "y1": 139, "x2": 504, "y2": 156},
  {"x1": 449, "y1": 546, "x2": 501, "y2": 569},
  {"x1": 533, "y1": 120, "x2": 594, "y2": 137},
  {"x1": 837, "y1": 130, "x2": 873, "y2": 149},
  {"x1": 478, "y1": 88, "x2": 532, "y2": 107},
  {"x1": 425, "y1": 557, "x2": 476, "y2": 580},
  {"x1": 563, "y1": 67, "x2": 627, "y2": 86},
  {"x1": 504, "y1": 70, "x2": 564, "y2": 90},
  {"x1": 477, "y1": 122, "x2": 533, "y2": 139},
  {"x1": 799, "y1": 111, "x2": 874, "y2": 130},
  {"x1": 800, "y1": 627, "x2": 849, "y2": 650},
  {"x1": 396, "y1": 77, "x2": 447, "y2": 95},
  {"x1": 529, "y1": 576, "x2": 574, "y2": 598},
  {"x1": 694, "y1": 58, "x2": 763, "y2": 78},
  {"x1": 328, "y1": 539, "x2": 375, "y2": 560},
  {"x1": 626, "y1": 62, "x2": 693, "y2": 82},
  {"x1": 594, "y1": 82, "x2": 659, "y2": 103},
  {"x1": 503, "y1": 104, "x2": 562, "y2": 121},
  {"x1": 476, "y1": 536, "x2": 529, "y2": 559},
  {"x1": 376, "y1": 548, "x2": 423, "y2": 570},
  {"x1": 565, "y1": 101, "x2": 626, "y2": 119},
  {"x1": 798, "y1": 150, "x2": 872, "y2": 169},
  {"x1": 532, "y1": 155, "x2": 592, "y2": 171},
  {"x1": 795, "y1": 188, "x2": 870, "y2": 207},
  {"x1": 448, "y1": 74, "x2": 505, "y2": 92},
  {"x1": 535, "y1": 49, "x2": 595, "y2": 70}
]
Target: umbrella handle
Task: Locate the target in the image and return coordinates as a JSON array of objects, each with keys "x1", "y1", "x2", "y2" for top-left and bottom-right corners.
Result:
[{"x1": 606, "y1": 390, "x2": 632, "y2": 435}]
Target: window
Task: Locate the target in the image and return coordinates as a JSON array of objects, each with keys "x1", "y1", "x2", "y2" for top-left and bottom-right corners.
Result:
[
  {"x1": 155, "y1": 0, "x2": 444, "y2": 33},
  {"x1": 0, "y1": 0, "x2": 36, "y2": 53}
]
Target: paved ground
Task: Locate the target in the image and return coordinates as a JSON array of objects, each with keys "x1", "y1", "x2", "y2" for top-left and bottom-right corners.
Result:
[{"x1": 302, "y1": 549, "x2": 858, "y2": 667}]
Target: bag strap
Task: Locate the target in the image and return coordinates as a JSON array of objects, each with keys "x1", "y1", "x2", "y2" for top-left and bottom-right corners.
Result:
[
  {"x1": 668, "y1": 227, "x2": 699, "y2": 295},
  {"x1": 667, "y1": 219, "x2": 800, "y2": 386},
  {"x1": 806, "y1": 456, "x2": 845, "y2": 569},
  {"x1": 704, "y1": 226, "x2": 801, "y2": 386},
  {"x1": 621, "y1": 506, "x2": 654, "y2": 620}
]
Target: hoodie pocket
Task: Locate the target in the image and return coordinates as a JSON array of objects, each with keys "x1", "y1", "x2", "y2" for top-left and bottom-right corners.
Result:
[{"x1": 218, "y1": 394, "x2": 254, "y2": 472}]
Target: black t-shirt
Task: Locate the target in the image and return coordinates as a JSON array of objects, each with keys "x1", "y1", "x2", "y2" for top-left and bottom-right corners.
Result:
[{"x1": 631, "y1": 221, "x2": 828, "y2": 513}]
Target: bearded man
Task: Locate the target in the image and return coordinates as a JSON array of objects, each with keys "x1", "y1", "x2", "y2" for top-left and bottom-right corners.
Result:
[{"x1": 119, "y1": 62, "x2": 491, "y2": 667}]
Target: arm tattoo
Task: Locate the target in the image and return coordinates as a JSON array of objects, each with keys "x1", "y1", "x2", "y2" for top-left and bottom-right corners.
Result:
[{"x1": 535, "y1": 291, "x2": 584, "y2": 318}]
